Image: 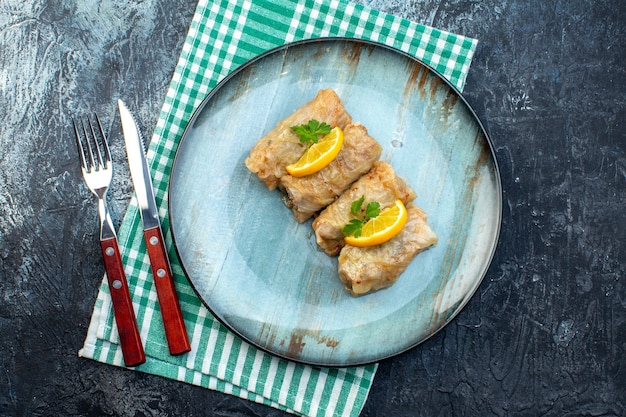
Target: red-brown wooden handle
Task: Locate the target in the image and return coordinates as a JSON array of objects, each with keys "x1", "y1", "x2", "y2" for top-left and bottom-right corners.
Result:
[
  {"x1": 143, "y1": 226, "x2": 191, "y2": 355},
  {"x1": 100, "y1": 237, "x2": 146, "y2": 367}
]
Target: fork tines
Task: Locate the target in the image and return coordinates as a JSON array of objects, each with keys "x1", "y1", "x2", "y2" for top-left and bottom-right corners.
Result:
[{"x1": 73, "y1": 115, "x2": 111, "y2": 173}]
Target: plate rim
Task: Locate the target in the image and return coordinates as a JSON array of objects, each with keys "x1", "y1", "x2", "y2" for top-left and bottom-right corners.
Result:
[{"x1": 168, "y1": 37, "x2": 503, "y2": 367}]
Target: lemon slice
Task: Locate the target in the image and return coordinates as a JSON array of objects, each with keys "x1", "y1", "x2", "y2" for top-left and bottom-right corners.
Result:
[
  {"x1": 344, "y1": 199, "x2": 408, "y2": 247},
  {"x1": 286, "y1": 127, "x2": 343, "y2": 177}
]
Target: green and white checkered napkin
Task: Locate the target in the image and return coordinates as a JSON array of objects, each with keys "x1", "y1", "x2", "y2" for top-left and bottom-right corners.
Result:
[{"x1": 79, "y1": 0, "x2": 477, "y2": 415}]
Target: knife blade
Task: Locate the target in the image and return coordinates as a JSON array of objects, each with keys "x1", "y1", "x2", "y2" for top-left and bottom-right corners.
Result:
[{"x1": 118, "y1": 99, "x2": 191, "y2": 355}]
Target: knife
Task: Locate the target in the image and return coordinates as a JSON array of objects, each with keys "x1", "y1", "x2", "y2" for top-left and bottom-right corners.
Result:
[{"x1": 118, "y1": 100, "x2": 191, "y2": 355}]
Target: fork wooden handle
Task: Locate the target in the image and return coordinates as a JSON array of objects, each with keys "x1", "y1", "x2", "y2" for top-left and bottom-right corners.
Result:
[
  {"x1": 100, "y1": 237, "x2": 146, "y2": 367},
  {"x1": 143, "y1": 227, "x2": 191, "y2": 355}
]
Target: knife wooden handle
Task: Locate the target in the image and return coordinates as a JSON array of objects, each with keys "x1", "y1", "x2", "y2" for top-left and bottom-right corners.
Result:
[
  {"x1": 143, "y1": 227, "x2": 191, "y2": 355},
  {"x1": 100, "y1": 237, "x2": 146, "y2": 367}
]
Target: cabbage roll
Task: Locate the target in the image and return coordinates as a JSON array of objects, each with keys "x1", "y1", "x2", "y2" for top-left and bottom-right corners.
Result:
[
  {"x1": 279, "y1": 123, "x2": 382, "y2": 222},
  {"x1": 338, "y1": 202, "x2": 438, "y2": 296},
  {"x1": 312, "y1": 161, "x2": 416, "y2": 256},
  {"x1": 245, "y1": 88, "x2": 353, "y2": 190}
]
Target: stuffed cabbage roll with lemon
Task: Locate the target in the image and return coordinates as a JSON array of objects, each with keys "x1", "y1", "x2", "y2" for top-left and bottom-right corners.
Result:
[
  {"x1": 279, "y1": 123, "x2": 382, "y2": 222},
  {"x1": 337, "y1": 202, "x2": 438, "y2": 296},
  {"x1": 245, "y1": 88, "x2": 352, "y2": 190},
  {"x1": 312, "y1": 161, "x2": 416, "y2": 256}
]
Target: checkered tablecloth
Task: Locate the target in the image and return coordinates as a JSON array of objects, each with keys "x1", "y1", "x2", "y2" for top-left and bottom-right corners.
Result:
[{"x1": 79, "y1": 1, "x2": 477, "y2": 416}]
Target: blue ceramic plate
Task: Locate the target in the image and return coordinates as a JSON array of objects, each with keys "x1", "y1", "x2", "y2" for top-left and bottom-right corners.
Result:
[{"x1": 169, "y1": 39, "x2": 501, "y2": 367}]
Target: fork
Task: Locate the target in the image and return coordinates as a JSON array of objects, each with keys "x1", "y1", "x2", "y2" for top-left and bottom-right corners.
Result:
[{"x1": 74, "y1": 115, "x2": 146, "y2": 367}]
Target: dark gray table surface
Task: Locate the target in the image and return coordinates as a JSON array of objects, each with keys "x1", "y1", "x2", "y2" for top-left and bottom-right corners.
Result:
[{"x1": 1, "y1": 1, "x2": 624, "y2": 416}]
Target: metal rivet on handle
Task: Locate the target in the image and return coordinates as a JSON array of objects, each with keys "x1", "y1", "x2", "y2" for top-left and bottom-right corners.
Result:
[
  {"x1": 112, "y1": 280, "x2": 122, "y2": 289},
  {"x1": 149, "y1": 236, "x2": 158, "y2": 245},
  {"x1": 157, "y1": 268, "x2": 166, "y2": 278},
  {"x1": 105, "y1": 247, "x2": 115, "y2": 256}
]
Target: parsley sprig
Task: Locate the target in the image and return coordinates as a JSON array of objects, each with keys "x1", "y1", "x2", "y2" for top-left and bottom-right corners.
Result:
[
  {"x1": 342, "y1": 196, "x2": 381, "y2": 238},
  {"x1": 291, "y1": 119, "x2": 332, "y2": 147}
]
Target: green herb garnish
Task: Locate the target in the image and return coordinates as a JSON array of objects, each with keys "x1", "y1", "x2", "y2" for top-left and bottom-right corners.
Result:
[
  {"x1": 342, "y1": 196, "x2": 381, "y2": 238},
  {"x1": 291, "y1": 119, "x2": 332, "y2": 147}
]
